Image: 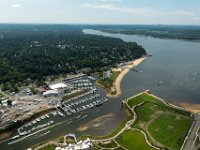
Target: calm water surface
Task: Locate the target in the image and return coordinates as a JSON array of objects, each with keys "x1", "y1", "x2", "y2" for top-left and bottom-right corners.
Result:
[
  {"x1": 84, "y1": 29, "x2": 200, "y2": 103},
  {"x1": 1, "y1": 29, "x2": 200, "y2": 150}
]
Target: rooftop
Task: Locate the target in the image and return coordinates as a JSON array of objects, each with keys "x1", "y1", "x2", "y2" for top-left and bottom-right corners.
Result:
[
  {"x1": 43, "y1": 90, "x2": 59, "y2": 96},
  {"x1": 49, "y1": 83, "x2": 67, "y2": 90}
]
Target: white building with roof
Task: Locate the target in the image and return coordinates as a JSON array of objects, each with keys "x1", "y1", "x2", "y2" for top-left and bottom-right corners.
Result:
[
  {"x1": 49, "y1": 83, "x2": 67, "y2": 90},
  {"x1": 55, "y1": 138, "x2": 93, "y2": 150},
  {"x1": 103, "y1": 70, "x2": 112, "y2": 79},
  {"x1": 43, "y1": 90, "x2": 59, "y2": 97},
  {"x1": 1, "y1": 99, "x2": 8, "y2": 107}
]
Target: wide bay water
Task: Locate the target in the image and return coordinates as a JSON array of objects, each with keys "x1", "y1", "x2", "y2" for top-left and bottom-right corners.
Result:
[
  {"x1": 84, "y1": 29, "x2": 200, "y2": 103},
  {"x1": 1, "y1": 29, "x2": 200, "y2": 150}
]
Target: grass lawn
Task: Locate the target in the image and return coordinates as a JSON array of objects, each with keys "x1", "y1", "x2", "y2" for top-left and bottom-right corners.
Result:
[
  {"x1": 114, "y1": 147, "x2": 124, "y2": 150},
  {"x1": 4, "y1": 91, "x2": 10, "y2": 95},
  {"x1": 132, "y1": 102, "x2": 165, "y2": 128},
  {"x1": 117, "y1": 130, "x2": 156, "y2": 150},
  {"x1": 148, "y1": 114, "x2": 193, "y2": 149},
  {"x1": 128, "y1": 93, "x2": 191, "y2": 116},
  {"x1": 94, "y1": 144, "x2": 100, "y2": 150},
  {"x1": 97, "y1": 140, "x2": 118, "y2": 148},
  {"x1": 128, "y1": 93, "x2": 164, "y2": 107},
  {"x1": 40, "y1": 145, "x2": 55, "y2": 150},
  {"x1": 0, "y1": 93, "x2": 4, "y2": 98}
]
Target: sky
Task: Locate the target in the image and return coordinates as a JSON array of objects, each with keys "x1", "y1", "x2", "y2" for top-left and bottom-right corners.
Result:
[{"x1": 0, "y1": 0, "x2": 200, "y2": 25}]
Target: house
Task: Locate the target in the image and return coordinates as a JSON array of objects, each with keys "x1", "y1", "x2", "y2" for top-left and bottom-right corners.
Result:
[
  {"x1": 103, "y1": 70, "x2": 112, "y2": 79},
  {"x1": 1, "y1": 99, "x2": 8, "y2": 107}
]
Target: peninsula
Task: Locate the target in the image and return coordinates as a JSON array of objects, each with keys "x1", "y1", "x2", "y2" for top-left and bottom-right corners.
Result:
[
  {"x1": 107, "y1": 57, "x2": 147, "y2": 98},
  {"x1": 97, "y1": 56, "x2": 148, "y2": 98}
]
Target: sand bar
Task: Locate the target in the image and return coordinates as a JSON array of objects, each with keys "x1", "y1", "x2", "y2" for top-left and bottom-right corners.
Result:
[{"x1": 171, "y1": 102, "x2": 200, "y2": 113}]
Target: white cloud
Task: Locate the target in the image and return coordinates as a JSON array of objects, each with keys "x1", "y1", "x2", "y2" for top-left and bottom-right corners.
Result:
[
  {"x1": 12, "y1": 4, "x2": 22, "y2": 8},
  {"x1": 82, "y1": 4, "x2": 195, "y2": 17},
  {"x1": 82, "y1": 4, "x2": 162, "y2": 16},
  {"x1": 176, "y1": 11, "x2": 194, "y2": 16},
  {"x1": 192, "y1": 17, "x2": 200, "y2": 20}
]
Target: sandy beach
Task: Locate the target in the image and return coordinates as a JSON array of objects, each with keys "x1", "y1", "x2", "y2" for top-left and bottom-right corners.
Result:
[
  {"x1": 77, "y1": 113, "x2": 115, "y2": 132},
  {"x1": 170, "y1": 102, "x2": 200, "y2": 113},
  {"x1": 107, "y1": 57, "x2": 147, "y2": 98}
]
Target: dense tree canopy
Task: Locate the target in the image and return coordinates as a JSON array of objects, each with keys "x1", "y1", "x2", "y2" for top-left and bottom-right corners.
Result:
[{"x1": 0, "y1": 25, "x2": 146, "y2": 85}]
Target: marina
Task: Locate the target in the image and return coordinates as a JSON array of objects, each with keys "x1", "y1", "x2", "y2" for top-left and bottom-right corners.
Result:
[
  {"x1": 7, "y1": 74, "x2": 109, "y2": 144},
  {"x1": 1, "y1": 30, "x2": 200, "y2": 150}
]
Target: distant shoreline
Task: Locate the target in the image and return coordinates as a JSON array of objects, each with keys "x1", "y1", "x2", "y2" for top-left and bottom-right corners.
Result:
[
  {"x1": 96, "y1": 29, "x2": 200, "y2": 43},
  {"x1": 107, "y1": 57, "x2": 148, "y2": 98}
]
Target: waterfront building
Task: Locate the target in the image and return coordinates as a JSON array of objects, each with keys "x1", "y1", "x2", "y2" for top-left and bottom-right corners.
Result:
[
  {"x1": 55, "y1": 138, "x2": 93, "y2": 150},
  {"x1": 49, "y1": 83, "x2": 67, "y2": 90},
  {"x1": 43, "y1": 90, "x2": 59, "y2": 97},
  {"x1": 103, "y1": 70, "x2": 112, "y2": 79}
]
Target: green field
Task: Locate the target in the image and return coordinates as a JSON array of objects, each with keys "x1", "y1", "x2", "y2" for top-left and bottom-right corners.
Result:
[
  {"x1": 128, "y1": 93, "x2": 164, "y2": 107},
  {"x1": 128, "y1": 93, "x2": 193, "y2": 150},
  {"x1": 39, "y1": 145, "x2": 55, "y2": 150},
  {"x1": 97, "y1": 140, "x2": 118, "y2": 149},
  {"x1": 128, "y1": 93, "x2": 191, "y2": 115},
  {"x1": 148, "y1": 114, "x2": 193, "y2": 149},
  {"x1": 133, "y1": 102, "x2": 163, "y2": 128},
  {"x1": 117, "y1": 130, "x2": 156, "y2": 150},
  {"x1": 114, "y1": 147, "x2": 126, "y2": 150}
]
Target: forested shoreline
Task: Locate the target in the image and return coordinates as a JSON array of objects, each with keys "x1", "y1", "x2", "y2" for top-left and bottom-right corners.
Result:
[
  {"x1": 90, "y1": 25, "x2": 200, "y2": 41},
  {"x1": 0, "y1": 25, "x2": 146, "y2": 90}
]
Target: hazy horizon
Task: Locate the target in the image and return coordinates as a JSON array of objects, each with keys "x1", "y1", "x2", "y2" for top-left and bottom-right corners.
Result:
[{"x1": 0, "y1": 23, "x2": 200, "y2": 26}]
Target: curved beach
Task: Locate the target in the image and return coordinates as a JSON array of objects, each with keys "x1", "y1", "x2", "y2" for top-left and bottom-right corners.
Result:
[{"x1": 107, "y1": 57, "x2": 147, "y2": 98}]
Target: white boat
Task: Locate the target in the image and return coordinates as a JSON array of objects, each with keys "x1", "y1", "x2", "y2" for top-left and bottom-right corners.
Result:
[
  {"x1": 67, "y1": 121, "x2": 73, "y2": 124},
  {"x1": 58, "y1": 111, "x2": 65, "y2": 117},
  {"x1": 81, "y1": 115, "x2": 88, "y2": 119},
  {"x1": 104, "y1": 98, "x2": 108, "y2": 101},
  {"x1": 36, "y1": 118, "x2": 41, "y2": 122},
  {"x1": 44, "y1": 131, "x2": 51, "y2": 135},
  {"x1": 11, "y1": 135, "x2": 20, "y2": 140},
  {"x1": 52, "y1": 111, "x2": 57, "y2": 116}
]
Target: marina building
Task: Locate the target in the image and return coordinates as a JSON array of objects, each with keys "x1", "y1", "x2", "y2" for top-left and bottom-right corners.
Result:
[
  {"x1": 49, "y1": 83, "x2": 67, "y2": 90},
  {"x1": 55, "y1": 138, "x2": 93, "y2": 150},
  {"x1": 49, "y1": 82, "x2": 73, "y2": 93},
  {"x1": 43, "y1": 90, "x2": 59, "y2": 97}
]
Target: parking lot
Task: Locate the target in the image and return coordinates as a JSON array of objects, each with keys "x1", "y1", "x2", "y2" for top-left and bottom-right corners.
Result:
[{"x1": 62, "y1": 75, "x2": 108, "y2": 115}]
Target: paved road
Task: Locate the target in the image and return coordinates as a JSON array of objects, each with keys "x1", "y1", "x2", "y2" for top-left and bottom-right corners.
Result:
[
  {"x1": 183, "y1": 114, "x2": 200, "y2": 150},
  {"x1": 196, "y1": 130, "x2": 200, "y2": 149}
]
